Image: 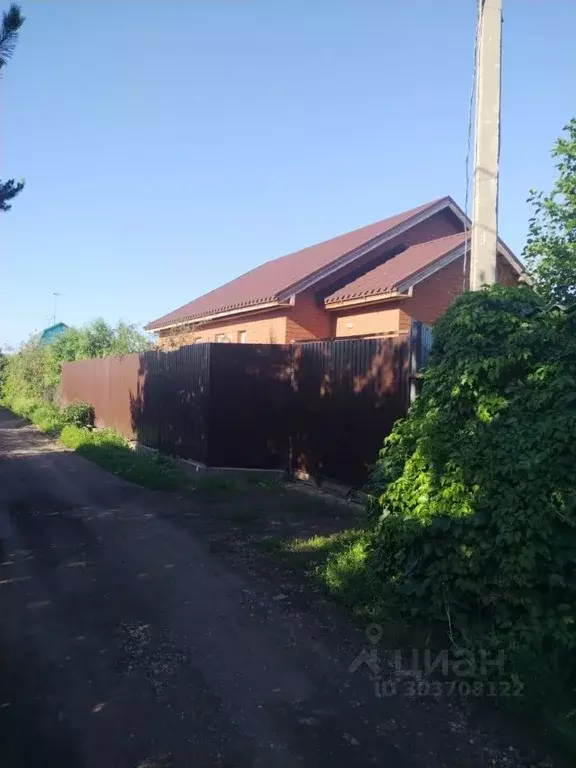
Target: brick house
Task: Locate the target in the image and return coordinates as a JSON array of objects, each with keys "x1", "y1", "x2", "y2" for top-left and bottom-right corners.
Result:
[{"x1": 146, "y1": 197, "x2": 524, "y2": 347}]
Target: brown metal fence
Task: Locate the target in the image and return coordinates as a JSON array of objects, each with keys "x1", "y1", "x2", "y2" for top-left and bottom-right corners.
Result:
[
  {"x1": 61, "y1": 336, "x2": 409, "y2": 485},
  {"x1": 291, "y1": 336, "x2": 407, "y2": 484},
  {"x1": 60, "y1": 354, "x2": 141, "y2": 439}
]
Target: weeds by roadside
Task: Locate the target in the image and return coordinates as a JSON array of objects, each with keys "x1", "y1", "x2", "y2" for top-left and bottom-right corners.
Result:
[
  {"x1": 60, "y1": 425, "x2": 187, "y2": 491},
  {"x1": 2, "y1": 397, "x2": 285, "y2": 495},
  {"x1": 3, "y1": 396, "x2": 188, "y2": 491}
]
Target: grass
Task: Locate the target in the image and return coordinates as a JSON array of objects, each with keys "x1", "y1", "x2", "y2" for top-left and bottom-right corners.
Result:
[
  {"x1": 6, "y1": 395, "x2": 65, "y2": 436},
  {"x1": 259, "y1": 528, "x2": 388, "y2": 616},
  {"x1": 59, "y1": 425, "x2": 188, "y2": 491},
  {"x1": 3, "y1": 395, "x2": 287, "y2": 497},
  {"x1": 4, "y1": 396, "x2": 188, "y2": 492}
]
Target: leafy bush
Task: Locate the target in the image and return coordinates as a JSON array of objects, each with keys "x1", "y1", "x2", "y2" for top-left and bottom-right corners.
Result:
[
  {"x1": 2, "y1": 319, "x2": 152, "y2": 406},
  {"x1": 340, "y1": 285, "x2": 576, "y2": 711},
  {"x1": 59, "y1": 424, "x2": 90, "y2": 450},
  {"x1": 524, "y1": 118, "x2": 576, "y2": 307},
  {"x1": 30, "y1": 403, "x2": 65, "y2": 435},
  {"x1": 62, "y1": 400, "x2": 95, "y2": 428}
]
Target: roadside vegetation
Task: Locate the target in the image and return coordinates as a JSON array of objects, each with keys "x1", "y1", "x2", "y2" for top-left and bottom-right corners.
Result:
[
  {"x1": 0, "y1": 319, "x2": 186, "y2": 490},
  {"x1": 4, "y1": 395, "x2": 188, "y2": 491},
  {"x1": 280, "y1": 121, "x2": 576, "y2": 753},
  {"x1": 1, "y1": 318, "x2": 151, "y2": 406}
]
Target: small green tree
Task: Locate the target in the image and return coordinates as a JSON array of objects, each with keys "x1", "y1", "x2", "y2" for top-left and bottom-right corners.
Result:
[
  {"x1": 0, "y1": 4, "x2": 25, "y2": 213},
  {"x1": 2, "y1": 335, "x2": 45, "y2": 401},
  {"x1": 43, "y1": 319, "x2": 152, "y2": 389},
  {"x1": 3, "y1": 320, "x2": 152, "y2": 402},
  {"x1": 524, "y1": 118, "x2": 576, "y2": 306}
]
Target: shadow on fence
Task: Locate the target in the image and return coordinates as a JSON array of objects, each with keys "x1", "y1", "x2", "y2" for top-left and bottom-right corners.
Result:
[{"x1": 61, "y1": 335, "x2": 410, "y2": 486}]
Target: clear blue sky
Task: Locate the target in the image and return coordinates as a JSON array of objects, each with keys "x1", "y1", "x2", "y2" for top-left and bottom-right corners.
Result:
[{"x1": 2, "y1": 0, "x2": 575, "y2": 348}]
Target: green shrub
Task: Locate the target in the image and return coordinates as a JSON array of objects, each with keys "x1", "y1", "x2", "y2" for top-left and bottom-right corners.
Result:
[
  {"x1": 5, "y1": 395, "x2": 64, "y2": 435},
  {"x1": 349, "y1": 286, "x2": 576, "y2": 710},
  {"x1": 59, "y1": 424, "x2": 89, "y2": 449},
  {"x1": 62, "y1": 400, "x2": 95, "y2": 428},
  {"x1": 30, "y1": 403, "x2": 65, "y2": 435},
  {"x1": 89, "y1": 426, "x2": 129, "y2": 448},
  {"x1": 6, "y1": 394, "x2": 38, "y2": 419}
]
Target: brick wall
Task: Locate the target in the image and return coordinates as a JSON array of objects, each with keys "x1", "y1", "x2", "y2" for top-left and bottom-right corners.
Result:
[
  {"x1": 402, "y1": 256, "x2": 468, "y2": 325},
  {"x1": 402, "y1": 252, "x2": 519, "y2": 325},
  {"x1": 334, "y1": 305, "x2": 403, "y2": 337},
  {"x1": 157, "y1": 310, "x2": 288, "y2": 349},
  {"x1": 285, "y1": 289, "x2": 333, "y2": 342},
  {"x1": 330, "y1": 252, "x2": 520, "y2": 333}
]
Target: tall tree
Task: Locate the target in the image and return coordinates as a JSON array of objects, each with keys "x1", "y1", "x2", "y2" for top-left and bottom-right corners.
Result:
[
  {"x1": 0, "y1": 3, "x2": 25, "y2": 212},
  {"x1": 524, "y1": 118, "x2": 576, "y2": 306}
]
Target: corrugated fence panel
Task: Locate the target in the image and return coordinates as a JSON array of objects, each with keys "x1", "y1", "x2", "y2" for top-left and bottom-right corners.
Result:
[
  {"x1": 128, "y1": 345, "x2": 211, "y2": 463},
  {"x1": 61, "y1": 347, "x2": 211, "y2": 463},
  {"x1": 60, "y1": 337, "x2": 409, "y2": 485},
  {"x1": 208, "y1": 344, "x2": 292, "y2": 468},
  {"x1": 292, "y1": 337, "x2": 408, "y2": 485},
  {"x1": 61, "y1": 354, "x2": 140, "y2": 438}
]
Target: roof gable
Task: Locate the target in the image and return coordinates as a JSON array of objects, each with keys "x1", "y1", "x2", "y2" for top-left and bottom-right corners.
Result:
[
  {"x1": 146, "y1": 198, "x2": 448, "y2": 330},
  {"x1": 324, "y1": 232, "x2": 468, "y2": 304}
]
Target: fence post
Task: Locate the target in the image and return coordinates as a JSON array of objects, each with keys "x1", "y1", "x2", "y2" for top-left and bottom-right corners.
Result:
[{"x1": 409, "y1": 320, "x2": 422, "y2": 404}]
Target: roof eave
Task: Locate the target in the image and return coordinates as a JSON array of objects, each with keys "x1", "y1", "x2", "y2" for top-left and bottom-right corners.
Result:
[
  {"x1": 146, "y1": 299, "x2": 290, "y2": 333},
  {"x1": 324, "y1": 291, "x2": 407, "y2": 310}
]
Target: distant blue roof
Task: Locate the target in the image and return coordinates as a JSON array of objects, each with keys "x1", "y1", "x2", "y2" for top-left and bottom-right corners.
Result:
[{"x1": 40, "y1": 322, "x2": 68, "y2": 345}]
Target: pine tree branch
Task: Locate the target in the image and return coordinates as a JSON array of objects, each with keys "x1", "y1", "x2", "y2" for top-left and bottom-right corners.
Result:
[
  {"x1": 0, "y1": 3, "x2": 24, "y2": 70},
  {"x1": 0, "y1": 178, "x2": 25, "y2": 211}
]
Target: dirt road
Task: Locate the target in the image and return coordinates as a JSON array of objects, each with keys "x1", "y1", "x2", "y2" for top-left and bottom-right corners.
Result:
[{"x1": 0, "y1": 408, "x2": 559, "y2": 767}]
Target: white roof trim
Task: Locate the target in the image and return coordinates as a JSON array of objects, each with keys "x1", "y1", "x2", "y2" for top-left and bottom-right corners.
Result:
[
  {"x1": 276, "y1": 197, "x2": 454, "y2": 300},
  {"x1": 395, "y1": 243, "x2": 467, "y2": 293}
]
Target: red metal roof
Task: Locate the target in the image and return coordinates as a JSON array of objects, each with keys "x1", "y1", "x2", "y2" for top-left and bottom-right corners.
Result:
[
  {"x1": 324, "y1": 231, "x2": 468, "y2": 304},
  {"x1": 146, "y1": 198, "x2": 445, "y2": 330}
]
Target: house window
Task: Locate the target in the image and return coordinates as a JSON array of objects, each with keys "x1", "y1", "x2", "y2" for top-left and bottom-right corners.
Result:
[
  {"x1": 238, "y1": 330, "x2": 247, "y2": 344},
  {"x1": 215, "y1": 333, "x2": 231, "y2": 343}
]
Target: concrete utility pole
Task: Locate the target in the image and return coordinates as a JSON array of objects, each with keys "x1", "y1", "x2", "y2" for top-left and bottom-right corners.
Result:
[{"x1": 470, "y1": 0, "x2": 502, "y2": 290}]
